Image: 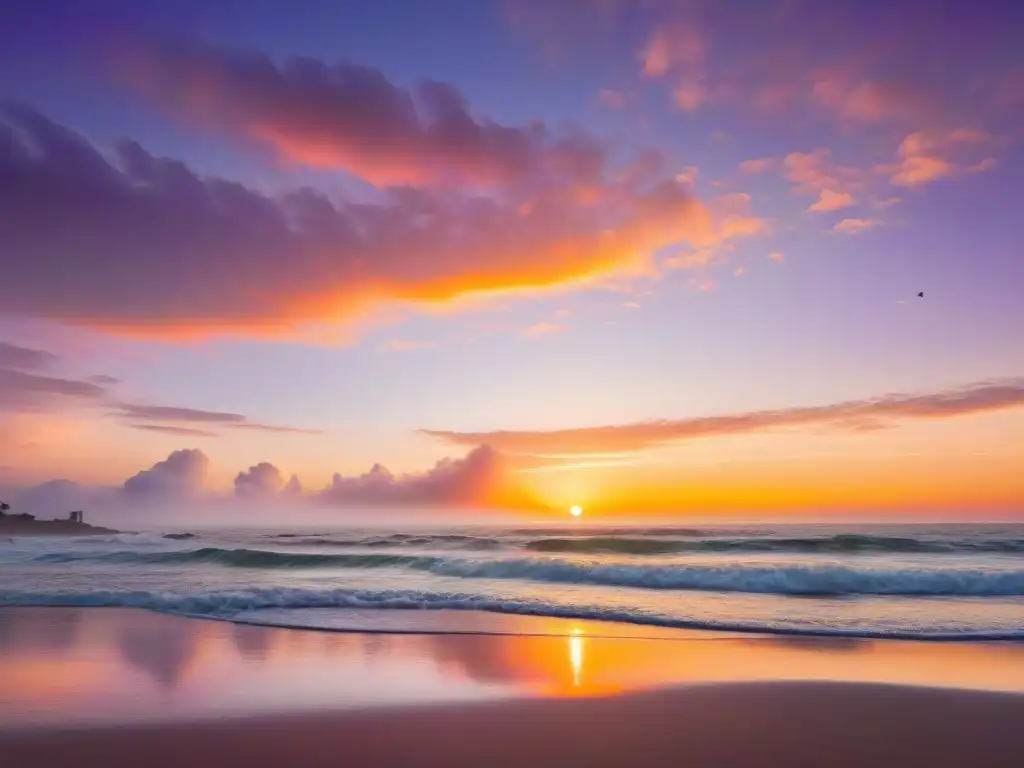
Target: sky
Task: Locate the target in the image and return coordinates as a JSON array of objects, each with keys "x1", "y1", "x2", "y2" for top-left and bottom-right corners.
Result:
[{"x1": 0, "y1": 0, "x2": 1022, "y2": 521}]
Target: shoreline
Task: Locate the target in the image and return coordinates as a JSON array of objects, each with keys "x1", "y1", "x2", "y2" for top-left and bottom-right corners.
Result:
[
  {"x1": 4, "y1": 606, "x2": 1024, "y2": 725},
  {"x1": 5, "y1": 598, "x2": 1023, "y2": 644},
  {"x1": 4, "y1": 606, "x2": 1024, "y2": 765}
]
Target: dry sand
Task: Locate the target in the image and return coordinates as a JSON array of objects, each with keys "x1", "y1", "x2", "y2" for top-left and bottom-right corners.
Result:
[{"x1": 3, "y1": 680, "x2": 1023, "y2": 767}]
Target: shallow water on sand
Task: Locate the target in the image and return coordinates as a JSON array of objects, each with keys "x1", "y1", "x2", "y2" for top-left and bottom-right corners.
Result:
[{"x1": 5, "y1": 607, "x2": 1024, "y2": 730}]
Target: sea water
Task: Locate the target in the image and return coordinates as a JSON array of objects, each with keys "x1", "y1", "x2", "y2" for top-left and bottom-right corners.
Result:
[{"x1": 2, "y1": 523, "x2": 1023, "y2": 640}]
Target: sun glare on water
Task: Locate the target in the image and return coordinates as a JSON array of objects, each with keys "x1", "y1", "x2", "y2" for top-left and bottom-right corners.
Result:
[{"x1": 570, "y1": 505, "x2": 583, "y2": 517}]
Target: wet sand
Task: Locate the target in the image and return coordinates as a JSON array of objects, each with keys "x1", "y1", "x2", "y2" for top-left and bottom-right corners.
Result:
[{"x1": 2, "y1": 607, "x2": 1023, "y2": 766}]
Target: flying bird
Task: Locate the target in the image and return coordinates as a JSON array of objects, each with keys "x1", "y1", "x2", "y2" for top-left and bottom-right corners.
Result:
[{"x1": 917, "y1": 292, "x2": 924, "y2": 298}]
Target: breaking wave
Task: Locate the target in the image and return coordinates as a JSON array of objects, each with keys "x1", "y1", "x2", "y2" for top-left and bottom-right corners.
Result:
[
  {"x1": 523, "y1": 533, "x2": 1024, "y2": 555},
  {"x1": 271, "y1": 533, "x2": 504, "y2": 550},
  {"x1": 31, "y1": 546, "x2": 1024, "y2": 597},
  {"x1": 240, "y1": 531, "x2": 1024, "y2": 555}
]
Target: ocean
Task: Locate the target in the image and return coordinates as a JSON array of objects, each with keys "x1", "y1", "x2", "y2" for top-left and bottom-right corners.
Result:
[{"x1": 2, "y1": 523, "x2": 1023, "y2": 640}]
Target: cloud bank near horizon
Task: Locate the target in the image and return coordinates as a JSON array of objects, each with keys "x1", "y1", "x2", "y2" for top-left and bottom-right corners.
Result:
[{"x1": 3, "y1": 444, "x2": 530, "y2": 517}]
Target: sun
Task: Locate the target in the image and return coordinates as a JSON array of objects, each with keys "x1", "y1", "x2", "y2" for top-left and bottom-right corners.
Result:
[{"x1": 570, "y1": 505, "x2": 583, "y2": 517}]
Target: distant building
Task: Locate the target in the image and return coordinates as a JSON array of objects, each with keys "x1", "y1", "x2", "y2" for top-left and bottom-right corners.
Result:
[{"x1": 69, "y1": 510, "x2": 84, "y2": 523}]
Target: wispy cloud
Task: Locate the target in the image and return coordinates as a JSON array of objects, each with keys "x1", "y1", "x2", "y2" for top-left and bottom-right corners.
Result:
[
  {"x1": 738, "y1": 157, "x2": 776, "y2": 175},
  {"x1": 675, "y1": 166, "x2": 699, "y2": 186},
  {"x1": 810, "y1": 68, "x2": 937, "y2": 127},
  {"x1": 880, "y1": 128, "x2": 1000, "y2": 188},
  {"x1": 110, "y1": 403, "x2": 321, "y2": 435},
  {"x1": 783, "y1": 149, "x2": 864, "y2": 198},
  {"x1": 129, "y1": 424, "x2": 219, "y2": 438},
  {"x1": 597, "y1": 88, "x2": 628, "y2": 109},
  {"x1": 421, "y1": 378, "x2": 1024, "y2": 455},
  {"x1": 710, "y1": 192, "x2": 772, "y2": 241},
  {"x1": 0, "y1": 368, "x2": 106, "y2": 411},
  {"x1": 640, "y1": 21, "x2": 707, "y2": 78},
  {"x1": 521, "y1": 321, "x2": 564, "y2": 339},
  {"x1": 0, "y1": 341, "x2": 59, "y2": 371},
  {"x1": 639, "y1": 20, "x2": 714, "y2": 113},
  {"x1": 229, "y1": 423, "x2": 322, "y2": 435},
  {"x1": 833, "y1": 218, "x2": 879, "y2": 235},
  {"x1": 379, "y1": 339, "x2": 435, "y2": 353}
]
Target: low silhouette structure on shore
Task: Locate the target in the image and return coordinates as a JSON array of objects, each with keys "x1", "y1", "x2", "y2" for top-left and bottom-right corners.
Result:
[{"x1": 0, "y1": 502, "x2": 117, "y2": 536}]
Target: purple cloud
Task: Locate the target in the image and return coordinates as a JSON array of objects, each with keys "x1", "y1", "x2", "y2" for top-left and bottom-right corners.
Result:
[
  {"x1": 319, "y1": 445, "x2": 504, "y2": 506},
  {"x1": 125, "y1": 41, "x2": 604, "y2": 189},
  {"x1": 0, "y1": 102, "x2": 712, "y2": 338},
  {"x1": 123, "y1": 448, "x2": 209, "y2": 497},
  {"x1": 11, "y1": 479, "x2": 98, "y2": 517},
  {"x1": 8, "y1": 445, "x2": 532, "y2": 513},
  {"x1": 0, "y1": 368, "x2": 106, "y2": 411},
  {"x1": 284, "y1": 474, "x2": 302, "y2": 496},
  {"x1": 228, "y1": 423, "x2": 322, "y2": 435},
  {"x1": 114, "y1": 404, "x2": 246, "y2": 424},
  {"x1": 234, "y1": 462, "x2": 286, "y2": 498},
  {"x1": 0, "y1": 341, "x2": 59, "y2": 371},
  {"x1": 111, "y1": 403, "x2": 320, "y2": 435},
  {"x1": 129, "y1": 424, "x2": 220, "y2": 438}
]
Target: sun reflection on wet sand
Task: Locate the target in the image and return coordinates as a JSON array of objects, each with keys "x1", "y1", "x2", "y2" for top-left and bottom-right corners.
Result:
[
  {"x1": 5, "y1": 607, "x2": 1024, "y2": 730},
  {"x1": 569, "y1": 628, "x2": 584, "y2": 688}
]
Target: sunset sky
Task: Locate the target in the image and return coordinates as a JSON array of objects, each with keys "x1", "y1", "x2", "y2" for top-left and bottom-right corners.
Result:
[{"x1": 1, "y1": 0, "x2": 1022, "y2": 519}]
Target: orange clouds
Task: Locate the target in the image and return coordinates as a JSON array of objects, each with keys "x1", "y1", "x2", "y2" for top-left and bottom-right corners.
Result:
[
  {"x1": 738, "y1": 157, "x2": 776, "y2": 175},
  {"x1": 422, "y1": 378, "x2": 1024, "y2": 456},
  {"x1": 810, "y1": 69, "x2": 936, "y2": 126},
  {"x1": 640, "y1": 21, "x2": 713, "y2": 112},
  {"x1": 0, "y1": 103, "x2": 717, "y2": 339},
  {"x1": 522, "y1": 322, "x2": 564, "y2": 339},
  {"x1": 379, "y1": 339, "x2": 435, "y2": 353},
  {"x1": 890, "y1": 155, "x2": 953, "y2": 187},
  {"x1": 710, "y1": 192, "x2": 771, "y2": 240},
  {"x1": 127, "y1": 42, "x2": 600, "y2": 190},
  {"x1": 881, "y1": 129, "x2": 999, "y2": 188},
  {"x1": 832, "y1": 218, "x2": 879, "y2": 235},
  {"x1": 11, "y1": 444, "x2": 538, "y2": 512},
  {"x1": 783, "y1": 149, "x2": 863, "y2": 198},
  {"x1": 672, "y1": 78, "x2": 710, "y2": 111},
  {"x1": 316, "y1": 445, "x2": 536, "y2": 509},
  {"x1": 808, "y1": 189, "x2": 854, "y2": 213},
  {"x1": 640, "y1": 22, "x2": 706, "y2": 78}
]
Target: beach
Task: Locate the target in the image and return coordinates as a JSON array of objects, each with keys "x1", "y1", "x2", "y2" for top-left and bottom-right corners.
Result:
[{"x1": 3, "y1": 607, "x2": 1024, "y2": 766}]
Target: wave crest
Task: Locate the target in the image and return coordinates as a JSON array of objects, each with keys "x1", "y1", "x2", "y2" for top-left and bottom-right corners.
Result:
[
  {"x1": 31, "y1": 546, "x2": 1024, "y2": 597},
  {"x1": 524, "y1": 533, "x2": 1024, "y2": 555}
]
